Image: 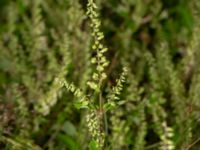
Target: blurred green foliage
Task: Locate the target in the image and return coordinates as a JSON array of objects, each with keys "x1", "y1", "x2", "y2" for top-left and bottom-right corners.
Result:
[{"x1": 0, "y1": 0, "x2": 200, "y2": 150}]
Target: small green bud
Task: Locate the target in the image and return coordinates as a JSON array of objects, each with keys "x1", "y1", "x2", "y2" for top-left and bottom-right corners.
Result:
[
  {"x1": 87, "y1": 81, "x2": 98, "y2": 90},
  {"x1": 97, "y1": 35, "x2": 104, "y2": 41},
  {"x1": 97, "y1": 65, "x2": 104, "y2": 72},
  {"x1": 92, "y1": 44, "x2": 97, "y2": 50},
  {"x1": 97, "y1": 52, "x2": 103, "y2": 57},
  {"x1": 98, "y1": 44, "x2": 103, "y2": 49},
  {"x1": 102, "y1": 61, "x2": 109, "y2": 67},
  {"x1": 100, "y1": 56, "x2": 106, "y2": 63},
  {"x1": 101, "y1": 47, "x2": 108, "y2": 53},
  {"x1": 92, "y1": 73, "x2": 99, "y2": 80},
  {"x1": 101, "y1": 73, "x2": 107, "y2": 80},
  {"x1": 168, "y1": 145, "x2": 175, "y2": 150},
  {"x1": 95, "y1": 41, "x2": 99, "y2": 45},
  {"x1": 91, "y1": 58, "x2": 97, "y2": 64}
]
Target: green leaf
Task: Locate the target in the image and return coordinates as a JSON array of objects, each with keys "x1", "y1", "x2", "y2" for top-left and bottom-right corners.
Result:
[
  {"x1": 61, "y1": 121, "x2": 77, "y2": 137},
  {"x1": 89, "y1": 140, "x2": 100, "y2": 150},
  {"x1": 103, "y1": 102, "x2": 116, "y2": 111},
  {"x1": 57, "y1": 133, "x2": 80, "y2": 150},
  {"x1": 74, "y1": 101, "x2": 89, "y2": 109}
]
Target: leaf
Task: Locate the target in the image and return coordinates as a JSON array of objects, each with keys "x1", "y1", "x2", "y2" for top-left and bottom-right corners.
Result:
[
  {"x1": 61, "y1": 121, "x2": 77, "y2": 137},
  {"x1": 89, "y1": 140, "x2": 100, "y2": 150},
  {"x1": 103, "y1": 102, "x2": 116, "y2": 111},
  {"x1": 57, "y1": 133, "x2": 80, "y2": 150},
  {"x1": 74, "y1": 101, "x2": 89, "y2": 109}
]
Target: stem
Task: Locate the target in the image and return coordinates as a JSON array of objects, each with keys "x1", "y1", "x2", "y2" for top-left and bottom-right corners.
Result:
[
  {"x1": 104, "y1": 110, "x2": 108, "y2": 148},
  {"x1": 98, "y1": 81, "x2": 103, "y2": 148},
  {"x1": 185, "y1": 137, "x2": 200, "y2": 150},
  {"x1": 145, "y1": 143, "x2": 161, "y2": 150},
  {"x1": 99, "y1": 81, "x2": 102, "y2": 110}
]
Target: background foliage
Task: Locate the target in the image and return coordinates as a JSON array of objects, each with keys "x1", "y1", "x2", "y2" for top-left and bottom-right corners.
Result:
[{"x1": 0, "y1": 0, "x2": 200, "y2": 149}]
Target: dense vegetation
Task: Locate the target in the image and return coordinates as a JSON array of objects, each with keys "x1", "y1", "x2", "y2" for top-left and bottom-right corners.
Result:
[{"x1": 0, "y1": 0, "x2": 200, "y2": 149}]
